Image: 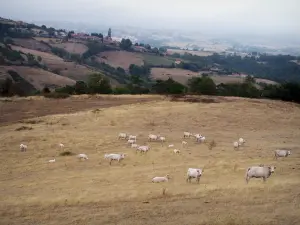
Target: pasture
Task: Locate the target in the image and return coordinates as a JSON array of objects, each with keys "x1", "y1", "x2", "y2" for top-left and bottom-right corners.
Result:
[
  {"x1": 97, "y1": 51, "x2": 145, "y2": 69},
  {"x1": 0, "y1": 95, "x2": 299, "y2": 225},
  {"x1": 0, "y1": 65, "x2": 76, "y2": 90},
  {"x1": 151, "y1": 68, "x2": 278, "y2": 86},
  {"x1": 50, "y1": 42, "x2": 88, "y2": 55},
  {"x1": 9, "y1": 45, "x2": 102, "y2": 82}
]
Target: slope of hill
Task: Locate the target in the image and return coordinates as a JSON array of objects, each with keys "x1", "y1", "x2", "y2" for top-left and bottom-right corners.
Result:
[
  {"x1": 50, "y1": 42, "x2": 88, "y2": 55},
  {"x1": 151, "y1": 68, "x2": 278, "y2": 86},
  {"x1": 0, "y1": 96, "x2": 299, "y2": 224},
  {"x1": 0, "y1": 66, "x2": 76, "y2": 90},
  {"x1": 12, "y1": 38, "x2": 51, "y2": 52},
  {"x1": 96, "y1": 51, "x2": 144, "y2": 69},
  {"x1": 9, "y1": 45, "x2": 100, "y2": 82}
]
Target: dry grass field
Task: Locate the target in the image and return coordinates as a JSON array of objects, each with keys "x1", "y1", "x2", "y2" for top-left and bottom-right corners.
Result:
[
  {"x1": 151, "y1": 68, "x2": 278, "y2": 86},
  {"x1": 12, "y1": 38, "x2": 51, "y2": 52},
  {"x1": 0, "y1": 95, "x2": 299, "y2": 225},
  {"x1": 0, "y1": 66, "x2": 76, "y2": 90},
  {"x1": 97, "y1": 51, "x2": 144, "y2": 69},
  {"x1": 9, "y1": 45, "x2": 106, "y2": 82},
  {"x1": 50, "y1": 42, "x2": 88, "y2": 55}
]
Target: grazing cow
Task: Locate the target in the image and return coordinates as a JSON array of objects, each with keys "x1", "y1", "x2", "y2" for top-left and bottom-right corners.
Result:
[
  {"x1": 137, "y1": 145, "x2": 150, "y2": 154},
  {"x1": 233, "y1": 141, "x2": 240, "y2": 150},
  {"x1": 118, "y1": 133, "x2": 127, "y2": 140},
  {"x1": 77, "y1": 154, "x2": 88, "y2": 160},
  {"x1": 152, "y1": 174, "x2": 170, "y2": 183},
  {"x1": 238, "y1": 138, "x2": 245, "y2": 146},
  {"x1": 168, "y1": 144, "x2": 174, "y2": 148},
  {"x1": 274, "y1": 149, "x2": 291, "y2": 160},
  {"x1": 182, "y1": 141, "x2": 187, "y2": 147},
  {"x1": 127, "y1": 139, "x2": 136, "y2": 145},
  {"x1": 148, "y1": 134, "x2": 158, "y2": 142},
  {"x1": 20, "y1": 143, "x2": 27, "y2": 152},
  {"x1": 183, "y1": 132, "x2": 193, "y2": 138},
  {"x1": 173, "y1": 149, "x2": 180, "y2": 154},
  {"x1": 48, "y1": 159, "x2": 56, "y2": 163},
  {"x1": 245, "y1": 166, "x2": 276, "y2": 184},
  {"x1": 186, "y1": 168, "x2": 203, "y2": 183},
  {"x1": 104, "y1": 153, "x2": 126, "y2": 165}
]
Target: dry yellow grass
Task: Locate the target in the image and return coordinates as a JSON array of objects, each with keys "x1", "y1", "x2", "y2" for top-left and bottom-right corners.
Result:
[
  {"x1": 9, "y1": 45, "x2": 115, "y2": 83},
  {"x1": 0, "y1": 65, "x2": 76, "y2": 90},
  {"x1": 50, "y1": 42, "x2": 88, "y2": 55},
  {"x1": 151, "y1": 68, "x2": 278, "y2": 86},
  {"x1": 97, "y1": 50, "x2": 144, "y2": 69},
  {"x1": 0, "y1": 96, "x2": 300, "y2": 225}
]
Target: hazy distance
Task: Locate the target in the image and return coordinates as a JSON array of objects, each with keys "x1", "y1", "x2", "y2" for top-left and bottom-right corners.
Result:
[{"x1": 1, "y1": 0, "x2": 300, "y2": 43}]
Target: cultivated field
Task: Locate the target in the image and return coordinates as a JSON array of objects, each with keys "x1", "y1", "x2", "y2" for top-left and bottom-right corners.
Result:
[
  {"x1": 141, "y1": 53, "x2": 175, "y2": 66},
  {"x1": 0, "y1": 66, "x2": 76, "y2": 90},
  {"x1": 97, "y1": 51, "x2": 145, "y2": 69},
  {"x1": 50, "y1": 42, "x2": 88, "y2": 55},
  {"x1": 12, "y1": 38, "x2": 51, "y2": 52},
  {"x1": 0, "y1": 95, "x2": 299, "y2": 225},
  {"x1": 151, "y1": 68, "x2": 200, "y2": 84},
  {"x1": 151, "y1": 68, "x2": 278, "y2": 86},
  {"x1": 9, "y1": 45, "x2": 104, "y2": 82}
]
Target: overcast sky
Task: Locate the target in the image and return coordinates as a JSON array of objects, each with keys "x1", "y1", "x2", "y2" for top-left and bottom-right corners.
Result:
[{"x1": 1, "y1": 0, "x2": 300, "y2": 37}]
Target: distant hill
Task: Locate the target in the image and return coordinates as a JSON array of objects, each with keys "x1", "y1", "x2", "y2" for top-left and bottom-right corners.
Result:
[{"x1": 1, "y1": 17, "x2": 299, "y2": 97}]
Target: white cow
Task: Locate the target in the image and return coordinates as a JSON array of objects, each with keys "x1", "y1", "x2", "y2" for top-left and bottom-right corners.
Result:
[
  {"x1": 48, "y1": 159, "x2": 56, "y2": 163},
  {"x1": 77, "y1": 153, "x2": 88, "y2": 160},
  {"x1": 20, "y1": 143, "x2": 27, "y2": 152},
  {"x1": 118, "y1": 133, "x2": 127, "y2": 140},
  {"x1": 128, "y1": 135, "x2": 137, "y2": 141},
  {"x1": 158, "y1": 136, "x2": 166, "y2": 143},
  {"x1": 196, "y1": 135, "x2": 206, "y2": 143},
  {"x1": 59, "y1": 143, "x2": 64, "y2": 148},
  {"x1": 127, "y1": 139, "x2": 136, "y2": 145},
  {"x1": 168, "y1": 144, "x2": 174, "y2": 148},
  {"x1": 186, "y1": 168, "x2": 203, "y2": 183},
  {"x1": 173, "y1": 149, "x2": 180, "y2": 154},
  {"x1": 245, "y1": 166, "x2": 276, "y2": 183},
  {"x1": 182, "y1": 141, "x2": 188, "y2": 147},
  {"x1": 131, "y1": 143, "x2": 139, "y2": 148},
  {"x1": 238, "y1": 138, "x2": 245, "y2": 146},
  {"x1": 152, "y1": 174, "x2": 170, "y2": 183},
  {"x1": 104, "y1": 153, "x2": 126, "y2": 165},
  {"x1": 148, "y1": 134, "x2": 159, "y2": 142},
  {"x1": 183, "y1": 132, "x2": 193, "y2": 138},
  {"x1": 137, "y1": 145, "x2": 150, "y2": 154},
  {"x1": 233, "y1": 141, "x2": 240, "y2": 149},
  {"x1": 274, "y1": 149, "x2": 291, "y2": 160}
]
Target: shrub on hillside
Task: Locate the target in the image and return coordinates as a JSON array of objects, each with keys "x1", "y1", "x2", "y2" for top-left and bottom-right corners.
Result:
[{"x1": 43, "y1": 92, "x2": 70, "y2": 99}]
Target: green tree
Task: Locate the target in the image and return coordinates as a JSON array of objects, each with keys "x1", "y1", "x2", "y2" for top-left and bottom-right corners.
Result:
[
  {"x1": 74, "y1": 81, "x2": 88, "y2": 94},
  {"x1": 188, "y1": 76, "x2": 217, "y2": 95},
  {"x1": 87, "y1": 73, "x2": 112, "y2": 94},
  {"x1": 120, "y1": 38, "x2": 133, "y2": 50}
]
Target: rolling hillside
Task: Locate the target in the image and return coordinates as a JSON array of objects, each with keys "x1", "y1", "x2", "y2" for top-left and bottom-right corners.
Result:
[
  {"x1": 151, "y1": 68, "x2": 278, "y2": 86},
  {"x1": 0, "y1": 66, "x2": 76, "y2": 90}
]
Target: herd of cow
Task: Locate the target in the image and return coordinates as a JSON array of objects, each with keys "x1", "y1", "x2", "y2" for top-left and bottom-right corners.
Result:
[
  {"x1": 20, "y1": 131, "x2": 292, "y2": 184},
  {"x1": 110, "y1": 132, "x2": 292, "y2": 184}
]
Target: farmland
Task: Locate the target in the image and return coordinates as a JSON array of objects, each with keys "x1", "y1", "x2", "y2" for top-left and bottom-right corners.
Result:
[{"x1": 0, "y1": 95, "x2": 299, "y2": 225}]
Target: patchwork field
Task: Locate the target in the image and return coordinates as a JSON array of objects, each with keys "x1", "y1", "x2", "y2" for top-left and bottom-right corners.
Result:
[
  {"x1": 0, "y1": 66, "x2": 76, "y2": 90},
  {"x1": 50, "y1": 42, "x2": 88, "y2": 55},
  {"x1": 9, "y1": 45, "x2": 105, "y2": 82},
  {"x1": 151, "y1": 68, "x2": 278, "y2": 86},
  {"x1": 12, "y1": 38, "x2": 51, "y2": 52},
  {"x1": 97, "y1": 51, "x2": 144, "y2": 69},
  {"x1": 0, "y1": 95, "x2": 299, "y2": 225}
]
